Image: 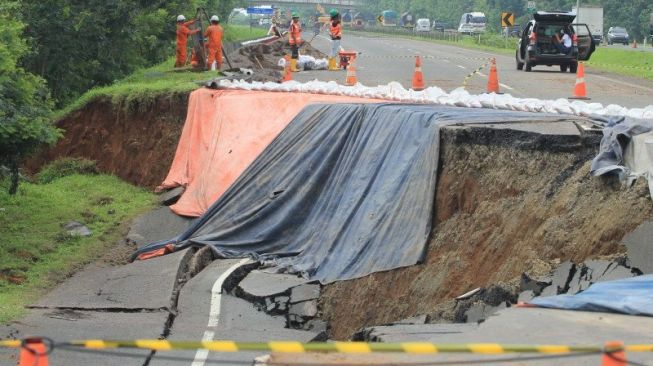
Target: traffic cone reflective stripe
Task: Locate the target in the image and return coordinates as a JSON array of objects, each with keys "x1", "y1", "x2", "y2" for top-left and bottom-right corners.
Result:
[
  {"x1": 282, "y1": 55, "x2": 292, "y2": 82},
  {"x1": 412, "y1": 55, "x2": 425, "y2": 91},
  {"x1": 569, "y1": 62, "x2": 590, "y2": 100},
  {"x1": 486, "y1": 58, "x2": 500, "y2": 94},
  {"x1": 345, "y1": 58, "x2": 358, "y2": 86},
  {"x1": 602, "y1": 341, "x2": 626, "y2": 366},
  {"x1": 19, "y1": 339, "x2": 49, "y2": 366}
]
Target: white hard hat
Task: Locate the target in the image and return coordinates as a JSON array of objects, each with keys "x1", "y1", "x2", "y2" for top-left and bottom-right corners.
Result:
[
  {"x1": 177, "y1": 15, "x2": 186, "y2": 22},
  {"x1": 211, "y1": 15, "x2": 220, "y2": 22}
]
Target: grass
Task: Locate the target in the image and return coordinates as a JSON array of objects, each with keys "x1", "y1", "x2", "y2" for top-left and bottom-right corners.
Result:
[
  {"x1": 0, "y1": 174, "x2": 156, "y2": 323},
  {"x1": 54, "y1": 25, "x2": 268, "y2": 120},
  {"x1": 351, "y1": 28, "x2": 653, "y2": 80},
  {"x1": 586, "y1": 47, "x2": 653, "y2": 81}
]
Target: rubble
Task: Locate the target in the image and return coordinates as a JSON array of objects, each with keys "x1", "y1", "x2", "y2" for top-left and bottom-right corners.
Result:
[{"x1": 225, "y1": 40, "x2": 327, "y2": 83}]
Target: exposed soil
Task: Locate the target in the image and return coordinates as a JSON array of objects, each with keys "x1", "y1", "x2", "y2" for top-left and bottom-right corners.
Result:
[
  {"x1": 320, "y1": 125, "x2": 653, "y2": 340},
  {"x1": 27, "y1": 93, "x2": 189, "y2": 189}
]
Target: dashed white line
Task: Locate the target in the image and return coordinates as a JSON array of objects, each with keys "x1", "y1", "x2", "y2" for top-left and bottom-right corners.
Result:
[
  {"x1": 191, "y1": 258, "x2": 251, "y2": 366},
  {"x1": 499, "y1": 83, "x2": 514, "y2": 90},
  {"x1": 457, "y1": 65, "x2": 466, "y2": 69}
]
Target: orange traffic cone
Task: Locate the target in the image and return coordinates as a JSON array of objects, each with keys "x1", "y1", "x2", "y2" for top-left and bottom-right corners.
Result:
[
  {"x1": 282, "y1": 55, "x2": 292, "y2": 82},
  {"x1": 412, "y1": 54, "x2": 425, "y2": 91},
  {"x1": 486, "y1": 58, "x2": 500, "y2": 94},
  {"x1": 569, "y1": 62, "x2": 590, "y2": 100},
  {"x1": 602, "y1": 341, "x2": 626, "y2": 366},
  {"x1": 345, "y1": 57, "x2": 358, "y2": 86},
  {"x1": 632, "y1": 40, "x2": 638, "y2": 48},
  {"x1": 19, "y1": 338, "x2": 49, "y2": 366}
]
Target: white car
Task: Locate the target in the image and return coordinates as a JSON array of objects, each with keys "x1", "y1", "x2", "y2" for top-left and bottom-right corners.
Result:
[{"x1": 414, "y1": 18, "x2": 431, "y2": 33}]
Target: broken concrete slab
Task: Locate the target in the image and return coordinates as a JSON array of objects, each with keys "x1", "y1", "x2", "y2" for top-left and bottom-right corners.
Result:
[
  {"x1": 31, "y1": 251, "x2": 186, "y2": 310},
  {"x1": 597, "y1": 264, "x2": 636, "y2": 282},
  {"x1": 238, "y1": 270, "x2": 310, "y2": 299},
  {"x1": 0, "y1": 309, "x2": 166, "y2": 366},
  {"x1": 289, "y1": 300, "x2": 318, "y2": 318},
  {"x1": 464, "y1": 302, "x2": 507, "y2": 324},
  {"x1": 623, "y1": 221, "x2": 653, "y2": 274},
  {"x1": 289, "y1": 283, "x2": 320, "y2": 303},
  {"x1": 551, "y1": 260, "x2": 575, "y2": 294},
  {"x1": 357, "y1": 323, "x2": 479, "y2": 342},
  {"x1": 158, "y1": 186, "x2": 185, "y2": 206},
  {"x1": 519, "y1": 273, "x2": 551, "y2": 295},
  {"x1": 126, "y1": 207, "x2": 194, "y2": 248}
]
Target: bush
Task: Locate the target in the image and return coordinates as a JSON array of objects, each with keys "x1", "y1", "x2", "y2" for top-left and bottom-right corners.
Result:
[{"x1": 37, "y1": 158, "x2": 99, "y2": 184}]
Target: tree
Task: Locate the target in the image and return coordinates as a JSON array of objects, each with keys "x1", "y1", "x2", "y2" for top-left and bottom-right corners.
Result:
[{"x1": 0, "y1": 1, "x2": 60, "y2": 195}]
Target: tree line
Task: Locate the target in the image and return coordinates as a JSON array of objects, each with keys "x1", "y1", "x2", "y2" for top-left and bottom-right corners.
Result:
[
  {"x1": 1, "y1": 0, "x2": 237, "y2": 194},
  {"x1": 362, "y1": 0, "x2": 653, "y2": 40}
]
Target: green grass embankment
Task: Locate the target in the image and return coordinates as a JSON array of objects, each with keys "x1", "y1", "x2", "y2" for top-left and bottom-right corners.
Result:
[
  {"x1": 0, "y1": 172, "x2": 156, "y2": 323},
  {"x1": 55, "y1": 25, "x2": 268, "y2": 119},
  {"x1": 351, "y1": 29, "x2": 653, "y2": 81}
]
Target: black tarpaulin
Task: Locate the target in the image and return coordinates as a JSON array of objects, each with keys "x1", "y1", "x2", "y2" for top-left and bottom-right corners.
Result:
[{"x1": 136, "y1": 103, "x2": 555, "y2": 283}]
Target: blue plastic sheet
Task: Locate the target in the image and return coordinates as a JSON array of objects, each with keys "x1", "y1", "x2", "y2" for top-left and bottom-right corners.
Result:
[{"x1": 531, "y1": 275, "x2": 653, "y2": 316}]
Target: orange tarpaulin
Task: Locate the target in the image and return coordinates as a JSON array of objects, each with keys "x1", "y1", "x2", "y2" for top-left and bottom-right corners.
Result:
[{"x1": 158, "y1": 88, "x2": 381, "y2": 217}]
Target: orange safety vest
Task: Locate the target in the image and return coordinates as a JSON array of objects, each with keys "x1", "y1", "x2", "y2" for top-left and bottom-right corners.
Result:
[
  {"x1": 176, "y1": 20, "x2": 198, "y2": 48},
  {"x1": 204, "y1": 24, "x2": 224, "y2": 49},
  {"x1": 330, "y1": 21, "x2": 342, "y2": 39},
  {"x1": 289, "y1": 22, "x2": 302, "y2": 45}
]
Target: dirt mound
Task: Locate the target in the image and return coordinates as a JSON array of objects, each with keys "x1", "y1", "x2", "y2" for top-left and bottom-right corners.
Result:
[
  {"x1": 320, "y1": 126, "x2": 653, "y2": 339},
  {"x1": 227, "y1": 39, "x2": 326, "y2": 82},
  {"x1": 27, "y1": 93, "x2": 189, "y2": 188}
]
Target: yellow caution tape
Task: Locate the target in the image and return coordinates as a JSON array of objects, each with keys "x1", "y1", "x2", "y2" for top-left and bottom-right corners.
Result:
[
  {"x1": 2, "y1": 339, "x2": 653, "y2": 354},
  {"x1": 462, "y1": 61, "x2": 490, "y2": 88}
]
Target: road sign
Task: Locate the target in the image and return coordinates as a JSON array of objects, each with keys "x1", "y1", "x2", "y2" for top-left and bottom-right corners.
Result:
[
  {"x1": 501, "y1": 12, "x2": 515, "y2": 27},
  {"x1": 377, "y1": 15, "x2": 383, "y2": 23},
  {"x1": 527, "y1": 1, "x2": 536, "y2": 12},
  {"x1": 247, "y1": 7, "x2": 274, "y2": 15}
]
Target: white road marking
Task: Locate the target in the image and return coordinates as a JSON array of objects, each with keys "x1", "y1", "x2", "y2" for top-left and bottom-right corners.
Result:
[
  {"x1": 191, "y1": 258, "x2": 251, "y2": 366},
  {"x1": 499, "y1": 83, "x2": 514, "y2": 90},
  {"x1": 457, "y1": 65, "x2": 466, "y2": 69}
]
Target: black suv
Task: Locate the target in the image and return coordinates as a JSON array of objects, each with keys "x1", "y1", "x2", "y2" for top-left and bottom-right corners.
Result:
[{"x1": 515, "y1": 12, "x2": 595, "y2": 73}]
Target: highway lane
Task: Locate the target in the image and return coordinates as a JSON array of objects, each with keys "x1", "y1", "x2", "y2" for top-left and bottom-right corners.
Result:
[{"x1": 296, "y1": 33, "x2": 653, "y2": 109}]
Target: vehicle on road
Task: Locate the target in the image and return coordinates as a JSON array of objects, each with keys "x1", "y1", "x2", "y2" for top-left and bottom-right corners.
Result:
[
  {"x1": 415, "y1": 18, "x2": 431, "y2": 33},
  {"x1": 458, "y1": 12, "x2": 486, "y2": 34},
  {"x1": 341, "y1": 10, "x2": 353, "y2": 27},
  {"x1": 607, "y1": 26, "x2": 630, "y2": 45},
  {"x1": 515, "y1": 11, "x2": 595, "y2": 73},
  {"x1": 401, "y1": 11, "x2": 415, "y2": 28},
  {"x1": 381, "y1": 10, "x2": 398, "y2": 26},
  {"x1": 432, "y1": 21, "x2": 448, "y2": 32},
  {"x1": 573, "y1": 5, "x2": 603, "y2": 45}
]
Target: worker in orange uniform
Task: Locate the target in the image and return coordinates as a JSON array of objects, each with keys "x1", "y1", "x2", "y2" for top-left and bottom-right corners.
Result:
[
  {"x1": 175, "y1": 15, "x2": 200, "y2": 68},
  {"x1": 328, "y1": 9, "x2": 342, "y2": 71},
  {"x1": 205, "y1": 15, "x2": 224, "y2": 71},
  {"x1": 288, "y1": 12, "x2": 302, "y2": 72}
]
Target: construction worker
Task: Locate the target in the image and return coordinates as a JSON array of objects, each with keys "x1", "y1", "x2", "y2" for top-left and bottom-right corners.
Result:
[
  {"x1": 328, "y1": 9, "x2": 342, "y2": 71},
  {"x1": 205, "y1": 15, "x2": 224, "y2": 71},
  {"x1": 175, "y1": 15, "x2": 200, "y2": 68},
  {"x1": 288, "y1": 12, "x2": 302, "y2": 72}
]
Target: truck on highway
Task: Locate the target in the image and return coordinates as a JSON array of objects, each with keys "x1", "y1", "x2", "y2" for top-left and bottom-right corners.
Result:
[
  {"x1": 458, "y1": 12, "x2": 486, "y2": 34},
  {"x1": 572, "y1": 5, "x2": 603, "y2": 45},
  {"x1": 381, "y1": 10, "x2": 398, "y2": 26}
]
